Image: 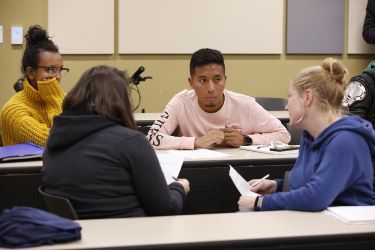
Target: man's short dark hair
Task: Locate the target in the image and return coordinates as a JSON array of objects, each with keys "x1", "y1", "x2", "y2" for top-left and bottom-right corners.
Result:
[{"x1": 189, "y1": 48, "x2": 225, "y2": 76}]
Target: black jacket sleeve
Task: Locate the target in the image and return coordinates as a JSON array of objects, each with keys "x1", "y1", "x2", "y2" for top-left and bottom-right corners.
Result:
[
  {"x1": 347, "y1": 76, "x2": 371, "y2": 119},
  {"x1": 345, "y1": 73, "x2": 375, "y2": 129},
  {"x1": 119, "y1": 133, "x2": 186, "y2": 216},
  {"x1": 363, "y1": 0, "x2": 375, "y2": 44}
]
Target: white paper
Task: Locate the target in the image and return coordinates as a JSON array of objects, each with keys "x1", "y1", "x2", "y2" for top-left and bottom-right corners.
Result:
[
  {"x1": 229, "y1": 166, "x2": 258, "y2": 197},
  {"x1": 167, "y1": 149, "x2": 233, "y2": 159},
  {"x1": 156, "y1": 154, "x2": 184, "y2": 184},
  {"x1": 325, "y1": 206, "x2": 375, "y2": 224}
]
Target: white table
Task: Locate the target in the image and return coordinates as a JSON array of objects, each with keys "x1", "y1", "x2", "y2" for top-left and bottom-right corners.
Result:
[{"x1": 18, "y1": 211, "x2": 375, "y2": 250}]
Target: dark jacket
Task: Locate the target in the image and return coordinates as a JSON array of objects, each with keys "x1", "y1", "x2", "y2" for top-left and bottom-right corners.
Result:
[
  {"x1": 42, "y1": 106, "x2": 186, "y2": 219},
  {"x1": 343, "y1": 60, "x2": 375, "y2": 128}
]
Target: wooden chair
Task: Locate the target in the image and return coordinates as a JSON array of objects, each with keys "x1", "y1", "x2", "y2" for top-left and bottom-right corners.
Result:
[{"x1": 38, "y1": 186, "x2": 78, "y2": 220}]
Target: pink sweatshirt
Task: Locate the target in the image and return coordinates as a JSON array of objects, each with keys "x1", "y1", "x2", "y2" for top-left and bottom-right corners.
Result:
[{"x1": 147, "y1": 89, "x2": 291, "y2": 149}]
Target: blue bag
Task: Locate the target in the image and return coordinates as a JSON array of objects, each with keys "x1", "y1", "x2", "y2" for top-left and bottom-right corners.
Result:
[{"x1": 0, "y1": 206, "x2": 81, "y2": 248}]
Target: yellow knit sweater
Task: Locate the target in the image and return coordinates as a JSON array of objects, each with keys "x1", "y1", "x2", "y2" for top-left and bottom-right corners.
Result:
[{"x1": 0, "y1": 78, "x2": 65, "y2": 147}]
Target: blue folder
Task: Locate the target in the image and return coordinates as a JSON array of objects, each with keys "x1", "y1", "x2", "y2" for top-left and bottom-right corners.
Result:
[{"x1": 0, "y1": 143, "x2": 44, "y2": 162}]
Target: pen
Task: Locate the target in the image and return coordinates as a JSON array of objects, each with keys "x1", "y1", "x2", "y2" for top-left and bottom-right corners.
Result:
[
  {"x1": 172, "y1": 176, "x2": 178, "y2": 181},
  {"x1": 250, "y1": 174, "x2": 270, "y2": 188},
  {"x1": 256, "y1": 145, "x2": 268, "y2": 149}
]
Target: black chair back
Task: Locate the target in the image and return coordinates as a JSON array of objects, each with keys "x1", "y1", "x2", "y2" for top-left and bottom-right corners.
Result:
[
  {"x1": 282, "y1": 171, "x2": 291, "y2": 192},
  {"x1": 255, "y1": 97, "x2": 287, "y2": 111},
  {"x1": 286, "y1": 123, "x2": 303, "y2": 145},
  {"x1": 38, "y1": 186, "x2": 78, "y2": 220}
]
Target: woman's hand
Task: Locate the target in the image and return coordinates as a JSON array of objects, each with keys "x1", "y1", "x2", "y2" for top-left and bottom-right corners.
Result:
[
  {"x1": 176, "y1": 178, "x2": 190, "y2": 194},
  {"x1": 238, "y1": 195, "x2": 257, "y2": 211},
  {"x1": 249, "y1": 179, "x2": 277, "y2": 195}
]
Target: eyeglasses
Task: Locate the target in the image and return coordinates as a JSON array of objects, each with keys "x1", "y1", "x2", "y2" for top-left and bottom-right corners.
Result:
[{"x1": 37, "y1": 66, "x2": 70, "y2": 76}]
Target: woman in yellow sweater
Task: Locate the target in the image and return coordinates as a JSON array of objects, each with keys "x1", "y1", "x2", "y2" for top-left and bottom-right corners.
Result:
[{"x1": 0, "y1": 25, "x2": 67, "y2": 146}]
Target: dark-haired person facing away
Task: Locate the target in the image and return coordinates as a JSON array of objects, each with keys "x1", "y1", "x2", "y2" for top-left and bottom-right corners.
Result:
[
  {"x1": 0, "y1": 25, "x2": 67, "y2": 146},
  {"x1": 42, "y1": 65, "x2": 190, "y2": 219},
  {"x1": 238, "y1": 58, "x2": 375, "y2": 212},
  {"x1": 147, "y1": 48, "x2": 290, "y2": 149}
]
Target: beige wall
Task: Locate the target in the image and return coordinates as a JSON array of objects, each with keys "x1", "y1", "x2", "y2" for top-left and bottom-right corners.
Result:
[{"x1": 0, "y1": 0, "x2": 373, "y2": 112}]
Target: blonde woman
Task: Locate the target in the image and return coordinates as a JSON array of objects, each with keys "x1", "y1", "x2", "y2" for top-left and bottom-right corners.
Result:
[{"x1": 238, "y1": 58, "x2": 375, "y2": 211}]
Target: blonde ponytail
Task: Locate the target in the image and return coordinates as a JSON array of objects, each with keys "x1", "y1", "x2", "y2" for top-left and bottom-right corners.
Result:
[{"x1": 293, "y1": 58, "x2": 349, "y2": 113}]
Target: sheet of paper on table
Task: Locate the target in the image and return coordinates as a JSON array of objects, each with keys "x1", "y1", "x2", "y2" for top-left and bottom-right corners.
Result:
[{"x1": 167, "y1": 149, "x2": 234, "y2": 159}]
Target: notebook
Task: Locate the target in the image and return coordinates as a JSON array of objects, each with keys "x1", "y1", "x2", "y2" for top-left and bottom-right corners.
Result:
[
  {"x1": 0, "y1": 143, "x2": 44, "y2": 162},
  {"x1": 325, "y1": 206, "x2": 375, "y2": 224}
]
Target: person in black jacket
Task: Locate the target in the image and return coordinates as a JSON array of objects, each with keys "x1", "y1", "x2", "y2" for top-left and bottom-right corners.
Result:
[
  {"x1": 363, "y1": 0, "x2": 375, "y2": 44},
  {"x1": 42, "y1": 65, "x2": 190, "y2": 219},
  {"x1": 343, "y1": 60, "x2": 375, "y2": 128}
]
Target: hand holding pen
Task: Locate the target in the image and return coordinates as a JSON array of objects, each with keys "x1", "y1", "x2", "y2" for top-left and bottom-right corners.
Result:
[
  {"x1": 248, "y1": 174, "x2": 277, "y2": 194},
  {"x1": 250, "y1": 174, "x2": 270, "y2": 188}
]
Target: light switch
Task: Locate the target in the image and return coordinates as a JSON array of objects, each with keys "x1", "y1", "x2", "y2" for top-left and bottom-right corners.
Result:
[
  {"x1": 11, "y1": 26, "x2": 23, "y2": 44},
  {"x1": 0, "y1": 26, "x2": 3, "y2": 43}
]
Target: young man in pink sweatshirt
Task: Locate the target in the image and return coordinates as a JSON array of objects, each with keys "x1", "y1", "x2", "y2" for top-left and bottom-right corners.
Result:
[{"x1": 147, "y1": 48, "x2": 290, "y2": 149}]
